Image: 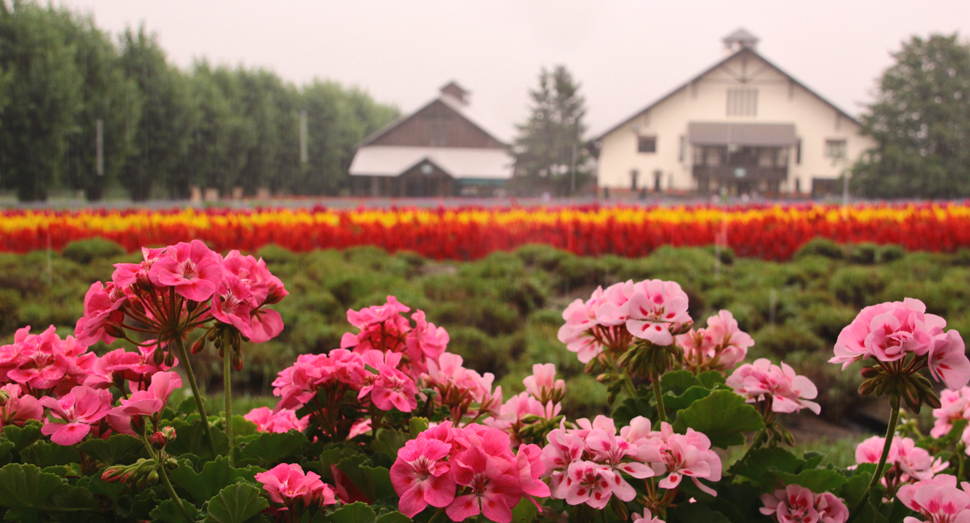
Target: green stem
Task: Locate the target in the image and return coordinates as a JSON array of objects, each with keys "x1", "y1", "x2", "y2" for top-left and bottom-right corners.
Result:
[
  {"x1": 730, "y1": 428, "x2": 766, "y2": 480},
  {"x1": 223, "y1": 341, "x2": 234, "y2": 467},
  {"x1": 140, "y1": 434, "x2": 194, "y2": 523},
  {"x1": 173, "y1": 335, "x2": 217, "y2": 458},
  {"x1": 847, "y1": 396, "x2": 901, "y2": 523},
  {"x1": 652, "y1": 377, "x2": 667, "y2": 423}
]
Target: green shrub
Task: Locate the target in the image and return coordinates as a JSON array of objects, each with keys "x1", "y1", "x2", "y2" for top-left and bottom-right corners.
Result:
[
  {"x1": 846, "y1": 242, "x2": 879, "y2": 264},
  {"x1": 499, "y1": 276, "x2": 547, "y2": 315},
  {"x1": 446, "y1": 326, "x2": 505, "y2": 376},
  {"x1": 802, "y1": 303, "x2": 857, "y2": 343},
  {"x1": 753, "y1": 324, "x2": 825, "y2": 357},
  {"x1": 0, "y1": 288, "x2": 21, "y2": 336},
  {"x1": 828, "y1": 267, "x2": 886, "y2": 308},
  {"x1": 515, "y1": 244, "x2": 568, "y2": 270},
  {"x1": 879, "y1": 244, "x2": 906, "y2": 262},
  {"x1": 554, "y1": 255, "x2": 607, "y2": 290},
  {"x1": 794, "y1": 238, "x2": 844, "y2": 260},
  {"x1": 255, "y1": 243, "x2": 296, "y2": 265},
  {"x1": 60, "y1": 237, "x2": 126, "y2": 264}
]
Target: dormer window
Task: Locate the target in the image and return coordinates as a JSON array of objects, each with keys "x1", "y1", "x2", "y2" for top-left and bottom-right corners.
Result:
[{"x1": 637, "y1": 136, "x2": 657, "y2": 153}]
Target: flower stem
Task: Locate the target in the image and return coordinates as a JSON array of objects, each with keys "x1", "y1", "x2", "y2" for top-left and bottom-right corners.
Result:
[
  {"x1": 847, "y1": 395, "x2": 900, "y2": 523},
  {"x1": 652, "y1": 377, "x2": 666, "y2": 423},
  {"x1": 223, "y1": 339, "x2": 234, "y2": 467},
  {"x1": 729, "y1": 427, "x2": 766, "y2": 481},
  {"x1": 140, "y1": 435, "x2": 193, "y2": 523},
  {"x1": 173, "y1": 335, "x2": 217, "y2": 458}
]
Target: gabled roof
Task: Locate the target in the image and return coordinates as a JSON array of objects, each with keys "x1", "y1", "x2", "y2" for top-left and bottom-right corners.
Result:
[
  {"x1": 349, "y1": 146, "x2": 513, "y2": 180},
  {"x1": 594, "y1": 47, "x2": 862, "y2": 142},
  {"x1": 357, "y1": 93, "x2": 513, "y2": 148}
]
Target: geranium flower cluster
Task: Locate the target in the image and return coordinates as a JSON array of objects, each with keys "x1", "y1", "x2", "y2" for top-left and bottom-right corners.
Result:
[
  {"x1": 244, "y1": 406, "x2": 308, "y2": 434},
  {"x1": 485, "y1": 364, "x2": 564, "y2": 445},
  {"x1": 558, "y1": 279, "x2": 692, "y2": 364},
  {"x1": 390, "y1": 422, "x2": 547, "y2": 523},
  {"x1": 541, "y1": 416, "x2": 721, "y2": 510},
  {"x1": 272, "y1": 348, "x2": 419, "y2": 439},
  {"x1": 898, "y1": 475, "x2": 970, "y2": 523},
  {"x1": 75, "y1": 240, "x2": 287, "y2": 368},
  {"x1": 0, "y1": 326, "x2": 95, "y2": 397},
  {"x1": 339, "y1": 296, "x2": 448, "y2": 378},
  {"x1": 676, "y1": 310, "x2": 753, "y2": 373},
  {"x1": 830, "y1": 298, "x2": 970, "y2": 408},
  {"x1": 255, "y1": 463, "x2": 337, "y2": 516},
  {"x1": 855, "y1": 436, "x2": 948, "y2": 494},
  {"x1": 421, "y1": 353, "x2": 502, "y2": 424},
  {"x1": 727, "y1": 358, "x2": 821, "y2": 416},
  {"x1": 760, "y1": 484, "x2": 849, "y2": 523},
  {"x1": 931, "y1": 386, "x2": 970, "y2": 453}
]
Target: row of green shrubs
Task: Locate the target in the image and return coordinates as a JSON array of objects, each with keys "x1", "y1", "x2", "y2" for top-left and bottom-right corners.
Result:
[{"x1": 3, "y1": 237, "x2": 970, "y2": 423}]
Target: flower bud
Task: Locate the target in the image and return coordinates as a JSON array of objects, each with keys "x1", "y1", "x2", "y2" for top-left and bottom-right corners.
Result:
[
  {"x1": 163, "y1": 351, "x2": 175, "y2": 367},
  {"x1": 150, "y1": 431, "x2": 167, "y2": 450},
  {"x1": 190, "y1": 336, "x2": 206, "y2": 354},
  {"x1": 146, "y1": 470, "x2": 159, "y2": 486},
  {"x1": 232, "y1": 352, "x2": 243, "y2": 372},
  {"x1": 860, "y1": 366, "x2": 880, "y2": 379},
  {"x1": 136, "y1": 271, "x2": 153, "y2": 290},
  {"x1": 101, "y1": 465, "x2": 126, "y2": 483},
  {"x1": 129, "y1": 415, "x2": 145, "y2": 434},
  {"x1": 0, "y1": 390, "x2": 8, "y2": 408},
  {"x1": 152, "y1": 347, "x2": 165, "y2": 366},
  {"x1": 105, "y1": 323, "x2": 126, "y2": 339}
]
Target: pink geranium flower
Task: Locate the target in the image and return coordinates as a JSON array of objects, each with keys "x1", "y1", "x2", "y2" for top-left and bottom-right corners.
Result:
[
  {"x1": 898, "y1": 475, "x2": 970, "y2": 523},
  {"x1": 830, "y1": 299, "x2": 941, "y2": 368},
  {"x1": 760, "y1": 484, "x2": 848, "y2": 523},
  {"x1": 115, "y1": 371, "x2": 181, "y2": 418},
  {"x1": 75, "y1": 281, "x2": 125, "y2": 346},
  {"x1": 255, "y1": 463, "x2": 336, "y2": 508},
  {"x1": 632, "y1": 508, "x2": 666, "y2": 522},
  {"x1": 40, "y1": 385, "x2": 113, "y2": 445},
  {"x1": 931, "y1": 387, "x2": 970, "y2": 440},
  {"x1": 390, "y1": 437, "x2": 456, "y2": 517},
  {"x1": 929, "y1": 330, "x2": 970, "y2": 391},
  {"x1": 625, "y1": 279, "x2": 691, "y2": 346},
  {"x1": 727, "y1": 358, "x2": 821, "y2": 415},
  {"x1": 654, "y1": 422, "x2": 722, "y2": 497},
  {"x1": 447, "y1": 445, "x2": 521, "y2": 523},
  {"x1": 0, "y1": 383, "x2": 42, "y2": 429},
  {"x1": 211, "y1": 274, "x2": 256, "y2": 338},
  {"x1": 148, "y1": 240, "x2": 224, "y2": 302},
  {"x1": 557, "y1": 291, "x2": 606, "y2": 363},
  {"x1": 359, "y1": 351, "x2": 419, "y2": 412},
  {"x1": 244, "y1": 406, "x2": 308, "y2": 433},
  {"x1": 560, "y1": 460, "x2": 617, "y2": 509},
  {"x1": 523, "y1": 363, "x2": 565, "y2": 404}
]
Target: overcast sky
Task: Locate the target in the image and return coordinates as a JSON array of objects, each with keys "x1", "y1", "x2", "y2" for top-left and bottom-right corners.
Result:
[{"x1": 57, "y1": 1, "x2": 970, "y2": 137}]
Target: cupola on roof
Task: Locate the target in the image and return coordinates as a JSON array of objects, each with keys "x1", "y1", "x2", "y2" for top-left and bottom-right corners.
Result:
[{"x1": 722, "y1": 28, "x2": 759, "y2": 54}]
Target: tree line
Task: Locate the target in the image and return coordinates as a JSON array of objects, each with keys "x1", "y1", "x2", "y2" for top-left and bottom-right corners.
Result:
[{"x1": 0, "y1": 1, "x2": 399, "y2": 202}]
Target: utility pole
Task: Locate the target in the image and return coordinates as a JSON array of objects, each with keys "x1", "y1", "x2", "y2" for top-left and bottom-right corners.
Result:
[
  {"x1": 96, "y1": 119, "x2": 104, "y2": 176},
  {"x1": 299, "y1": 110, "x2": 308, "y2": 165}
]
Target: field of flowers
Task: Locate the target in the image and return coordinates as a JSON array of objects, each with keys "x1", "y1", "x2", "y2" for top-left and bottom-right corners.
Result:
[{"x1": 3, "y1": 202, "x2": 970, "y2": 260}]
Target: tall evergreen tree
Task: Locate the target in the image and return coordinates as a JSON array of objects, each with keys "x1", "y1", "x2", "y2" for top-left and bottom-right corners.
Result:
[
  {"x1": 0, "y1": 1, "x2": 82, "y2": 201},
  {"x1": 852, "y1": 33, "x2": 970, "y2": 198},
  {"x1": 513, "y1": 65, "x2": 591, "y2": 196}
]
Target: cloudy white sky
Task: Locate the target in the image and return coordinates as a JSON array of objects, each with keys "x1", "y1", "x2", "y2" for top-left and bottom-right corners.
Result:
[{"x1": 58, "y1": 1, "x2": 970, "y2": 137}]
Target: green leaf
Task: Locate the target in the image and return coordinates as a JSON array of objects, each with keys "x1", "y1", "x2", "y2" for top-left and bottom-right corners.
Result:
[
  {"x1": 2, "y1": 421, "x2": 43, "y2": 452},
  {"x1": 0, "y1": 440, "x2": 15, "y2": 462},
  {"x1": 732, "y1": 448, "x2": 803, "y2": 483},
  {"x1": 661, "y1": 370, "x2": 698, "y2": 395},
  {"x1": 774, "y1": 468, "x2": 847, "y2": 494},
  {"x1": 238, "y1": 431, "x2": 307, "y2": 467},
  {"x1": 170, "y1": 455, "x2": 263, "y2": 504},
  {"x1": 231, "y1": 416, "x2": 258, "y2": 438},
  {"x1": 151, "y1": 498, "x2": 200, "y2": 523},
  {"x1": 408, "y1": 417, "x2": 429, "y2": 439},
  {"x1": 49, "y1": 483, "x2": 100, "y2": 512},
  {"x1": 336, "y1": 460, "x2": 395, "y2": 501},
  {"x1": 206, "y1": 483, "x2": 269, "y2": 523},
  {"x1": 22, "y1": 441, "x2": 81, "y2": 468},
  {"x1": 0, "y1": 463, "x2": 66, "y2": 510},
  {"x1": 165, "y1": 418, "x2": 230, "y2": 461},
  {"x1": 802, "y1": 451, "x2": 826, "y2": 471},
  {"x1": 372, "y1": 429, "x2": 409, "y2": 458},
  {"x1": 77, "y1": 434, "x2": 144, "y2": 465},
  {"x1": 328, "y1": 502, "x2": 377, "y2": 523},
  {"x1": 671, "y1": 390, "x2": 765, "y2": 448},
  {"x1": 319, "y1": 446, "x2": 367, "y2": 482},
  {"x1": 76, "y1": 474, "x2": 126, "y2": 502},
  {"x1": 612, "y1": 387, "x2": 654, "y2": 427},
  {"x1": 664, "y1": 385, "x2": 712, "y2": 413},
  {"x1": 376, "y1": 511, "x2": 412, "y2": 523},
  {"x1": 666, "y1": 501, "x2": 732, "y2": 523},
  {"x1": 510, "y1": 497, "x2": 538, "y2": 523},
  {"x1": 841, "y1": 469, "x2": 873, "y2": 508},
  {"x1": 697, "y1": 370, "x2": 727, "y2": 389}
]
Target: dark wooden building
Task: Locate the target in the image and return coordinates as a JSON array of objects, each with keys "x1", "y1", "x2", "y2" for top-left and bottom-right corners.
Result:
[{"x1": 349, "y1": 82, "x2": 513, "y2": 197}]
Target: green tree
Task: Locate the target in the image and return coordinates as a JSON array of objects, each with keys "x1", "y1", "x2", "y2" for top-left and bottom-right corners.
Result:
[
  {"x1": 513, "y1": 65, "x2": 591, "y2": 196},
  {"x1": 851, "y1": 33, "x2": 970, "y2": 198},
  {"x1": 118, "y1": 26, "x2": 192, "y2": 201},
  {"x1": 59, "y1": 10, "x2": 140, "y2": 201},
  {"x1": 0, "y1": 1, "x2": 83, "y2": 201}
]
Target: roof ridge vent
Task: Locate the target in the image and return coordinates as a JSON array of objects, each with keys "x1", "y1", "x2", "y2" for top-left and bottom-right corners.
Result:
[{"x1": 723, "y1": 28, "x2": 759, "y2": 55}]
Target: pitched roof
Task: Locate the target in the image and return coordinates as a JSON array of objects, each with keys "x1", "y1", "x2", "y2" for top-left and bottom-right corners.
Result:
[
  {"x1": 349, "y1": 146, "x2": 513, "y2": 180},
  {"x1": 357, "y1": 93, "x2": 513, "y2": 148},
  {"x1": 594, "y1": 47, "x2": 862, "y2": 142}
]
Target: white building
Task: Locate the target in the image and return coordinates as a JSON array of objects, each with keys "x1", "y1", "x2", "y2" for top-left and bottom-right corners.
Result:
[{"x1": 595, "y1": 29, "x2": 875, "y2": 197}]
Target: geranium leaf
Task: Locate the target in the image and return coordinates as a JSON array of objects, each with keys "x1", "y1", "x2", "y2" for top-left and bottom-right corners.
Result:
[
  {"x1": 22, "y1": 441, "x2": 81, "y2": 468},
  {"x1": 77, "y1": 433, "x2": 144, "y2": 466},
  {"x1": 206, "y1": 483, "x2": 269, "y2": 523},
  {"x1": 510, "y1": 497, "x2": 538, "y2": 523},
  {"x1": 2, "y1": 420, "x2": 43, "y2": 452},
  {"x1": 170, "y1": 455, "x2": 263, "y2": 504},
  {"x1": 671, "y1": 390, "x2": 764, "y2": 448},
  {"x1": 731, "y1": 447, "x2": 803, "y2": 485},
  {"x1": 612, "y1": 387, "x2": 654, "y2": 427},
  {"x1": 238, "y1": 431, "x2": 307, "y2": 467},
  {"x1": 697, "y1": 370, "x2": 727, "y2": 389},
  {"x1": 328, "y1": 502, "x2": 377, "y2": 523},
  {"x1": 773, "y1": 468, "x2": 847, "y2": 494},
  {"x1": 0, "y1": 463, "x2": 66, "y2": 510},
  {"x1": 371, "y1": 429, "x2": 409, "y2": 458},
  {"x1": 165, "y1": 418, "x2": 230, "y2": 461},
  {"x1": 664, "y1": 385, "x2": 712, "y2": 413},
  {"x1": 151, "y1": 498, "x2": 200, "y2": 523},
  {"x1": 661, "y1": 370, "x2": 698, "y2": 395}
]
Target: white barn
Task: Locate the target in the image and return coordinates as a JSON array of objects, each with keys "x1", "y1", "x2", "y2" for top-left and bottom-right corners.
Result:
[{"x1": 595, "y1": 29, "x2": 875, "y2": 197}]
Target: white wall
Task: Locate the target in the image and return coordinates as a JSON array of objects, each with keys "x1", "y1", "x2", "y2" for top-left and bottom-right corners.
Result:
[{"x1": 597, "y1": 52, "x2": 876, "y2": 194}]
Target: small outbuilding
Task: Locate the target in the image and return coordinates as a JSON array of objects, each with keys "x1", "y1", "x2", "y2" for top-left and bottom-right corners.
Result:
[{"x1": 349, "y1": 82, "x2": 513, "y2": 197}]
